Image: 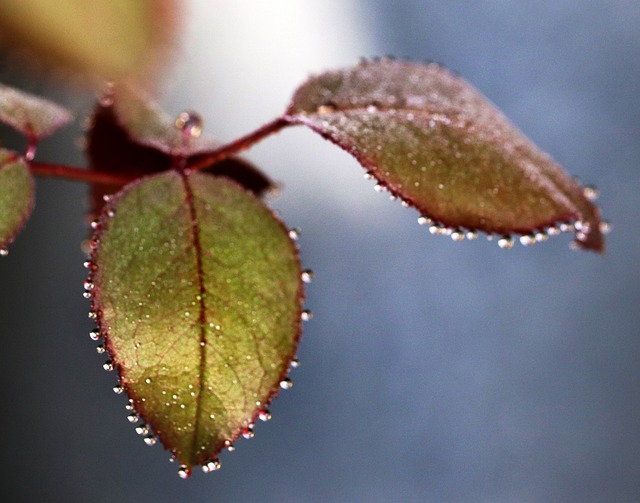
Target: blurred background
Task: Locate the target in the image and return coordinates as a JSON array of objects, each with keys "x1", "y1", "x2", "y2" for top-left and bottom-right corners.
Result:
[{"x1": 1, "y1": 1, "x2": 639, "y2": 501}]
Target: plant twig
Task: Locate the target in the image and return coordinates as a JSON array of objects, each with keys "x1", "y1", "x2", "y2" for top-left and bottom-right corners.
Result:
[
  {"x1": 30, "y1": 162, "x2": 134, "y2": 185},
  {"x1": 187, "y1": 117, "x2": 292, "y2": 171}
]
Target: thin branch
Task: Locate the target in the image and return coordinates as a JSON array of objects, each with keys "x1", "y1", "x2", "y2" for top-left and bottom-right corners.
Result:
[
  {"x1": 30, "y1": 162, "x2": 134, "y2": 186},
  {"x1": 187, "y1": 117, "x2": 293, "y2": 171},
  {"x1": 29, "y1": 116, "x2": 295, "y2": 184}
]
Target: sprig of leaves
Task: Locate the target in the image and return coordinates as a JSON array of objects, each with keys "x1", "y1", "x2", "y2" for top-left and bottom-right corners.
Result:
[{"x1": 0, "y1": 58, "x2": 607, "y2": 477}]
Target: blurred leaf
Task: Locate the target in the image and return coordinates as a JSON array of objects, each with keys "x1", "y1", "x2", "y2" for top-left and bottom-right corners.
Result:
[
  {"x1": 0, "y1": 83, "x2": 73, "y2": 140},
  {"x1": 286, "y1": 59, "x2": 604, "y2": 252},
  {"x1": 0, "y1": 149, "x2": 34, "y2": 252},
  {"x1": 90, "y1": 171, "x2": 302, "y2": 472},
  {"x1": 0, "y1": 0, "x2": 179, "y2": 80}
]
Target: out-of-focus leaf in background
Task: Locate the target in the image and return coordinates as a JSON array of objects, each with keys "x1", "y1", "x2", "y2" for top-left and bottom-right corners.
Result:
[{"x1": 0, "y1": 0, "x2": 180, "y2": 82}]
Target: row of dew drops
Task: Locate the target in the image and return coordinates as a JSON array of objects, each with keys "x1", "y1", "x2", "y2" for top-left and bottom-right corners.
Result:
[
  {"x1": 364, "y1": 171, "x2": 611, "y2": 248},
  {"x1": 83, "y1": 192, "x2": 314, "y2": 478}
]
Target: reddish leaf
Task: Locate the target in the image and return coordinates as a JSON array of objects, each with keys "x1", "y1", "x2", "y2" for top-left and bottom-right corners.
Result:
[
  {"x1": 0, "y1": 82, "x2": 73, "y2": 141},
  {"x1": 285, "y1": 59, "x2": 605, "y2": 252}
]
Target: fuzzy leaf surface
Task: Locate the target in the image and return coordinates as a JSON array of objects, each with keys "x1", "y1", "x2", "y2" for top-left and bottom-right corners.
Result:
[
  {"x1": 0, "y1": 83, "x2": 73, "y2": 140},
  {"x1": 91, "y1": 171, "x2": 302, "y2": 470},
  {"x1": 0, "y1": 149, "x2": 34, "y2": 250},
  {"x1": 286, "y1": 59, "x2": 604, "y2": 251}
]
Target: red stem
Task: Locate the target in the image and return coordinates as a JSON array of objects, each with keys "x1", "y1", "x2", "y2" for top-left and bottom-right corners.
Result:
[
  {"x1": 186, "y1": 116, "x2": 292, "y2": 171},
  {"x1": 28, "y1": 116, "x2": 294, "y2": 184},
  {"x1": 30, "y1": 162, "x2": 134, "y2": 185}
]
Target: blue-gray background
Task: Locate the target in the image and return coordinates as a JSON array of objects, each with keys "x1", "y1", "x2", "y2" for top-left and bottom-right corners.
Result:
[{"x1": 1, "y1": 1, "x2": 638, "y2": 502}]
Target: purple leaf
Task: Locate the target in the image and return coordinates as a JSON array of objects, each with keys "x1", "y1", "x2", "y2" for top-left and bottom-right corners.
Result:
[{"x1": 0, "y1": 83, "x2": 73, "y2": 141}]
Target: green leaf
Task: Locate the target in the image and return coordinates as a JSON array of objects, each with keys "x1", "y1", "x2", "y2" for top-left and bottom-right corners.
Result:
[
  {"x1": 0, "y1": 0, "x2": 178, "y2": 80},
  {"x1": 286, "y1": 59, "x2": 605, "y2": 252},
  {"x1": 0, "y1": 83, "x2": 73, "y2": 140},
  {"x1": 90, "y1": 171, "x2": 303, "y2": 474},
  {"x1": 0, "y1": 149, "x2": 34, "y2": 253}
]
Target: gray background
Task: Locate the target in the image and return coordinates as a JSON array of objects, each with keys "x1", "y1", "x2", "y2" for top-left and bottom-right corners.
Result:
[{"x1": 1, "y1": 1, "x2": 639, "y2": 502}]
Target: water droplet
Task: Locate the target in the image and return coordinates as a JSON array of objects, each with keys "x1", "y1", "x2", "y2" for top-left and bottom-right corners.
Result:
[
  {"x1": 574, "y1": 220, "x2": 590, "y2": 232},
  {"x1": 428, "y1": 224, "x2": 442, "y2": 235},
  {"x1": 547, "y1": 226, "x2": 561, "y2": 236},
  {"x1": 559, "y1": 222, "x2": 574, "y2": 233},
  {"x1": 0, "y1": 248, "x2": 8, "y2": 257},
  {"x1": 102, "y1": 194, "x2": 112, "y2": 203},
  {"x1": 316, "y1": 102, "x2": 337, "y2": 114},
  {"x1": 288, "y1": 228, "x2": 301, "y2": 241},
  {"x1": 89, "y1": 330, "x2": 101, "y2": 341},
  {"x1": 96, "y1": 344, "x2": 105, "y2": 354},
  {"x1": 583, "y1": 185, "x2": 599, "y2": 202},
  {"x1": 280, "y1": 378, "x2": 293, "y2": 390},
  {"x1": 106, "y1": 209, "x2": 116, "y2": 218},
  {"x1": 373, "y1": 183, "x2": 385, "y2": 193},
  {"x1": 90, "y1": 219, "x2": 101, "y2": 230},
  {"x1": 99, "y1": 83, "x2": 115, "y2": 106},
  {"x1": 363, "y1": 171, "x2": 374, "y2": 180},
  {"x1": 82, "y1": 291, "x2": 92, "y2": 299},
  {"x1": 127, "y1": 413, "x2": 139, "y2": 423},
  {"x1": 24, "y1": 144, "x2": 36, "y2": 161},
  {"x1": 242, "y1": 427, "x2": 254, "y2": 439},
  {"x1": 83, "y1": 260, "x2": 95, "y2": 270},
  {"x1": 145, "y1": 377, "x2": 152, "y2": 384},
  {"x1": 177, "y1": 465, "x2": 191, "y2": 479},
  {"x1": 534, "y1": 231, "x2": 549, "y2": 243},
  {"x1": 465, "y1": 230, "x2": 478, "y2": 240},
  {"x1": 224, "y1": 440, "x2": 236, "y2": 452},
  {"x1": 103, "y1": 360, "x2": 114, "y2": 371},
  {"x1": 113, "y1": 384, "x2": 124, "y2": 394},
  {"x1": 301, "y1": 310, "x2": 313, "y2": 322},
  {"x1": 290, "y1": 358, "x2": 300, "y2": 369},
  {"x1": 599, "y1": 220, "x2": 612, "y2": 234},
  {"x1": 259, "y1": 409, "x2": 272, "y2": 422},
  {"x1": 88, "y1": 311, "x2": 97, "y2": 320},
  {"x1": 450, "y1": 229, "x2": 465, "y2": 241},
  {"x1": 301, "y1": 270, "x2": 314, "y2": 283},
  {"x1": 202, "y1": 458, "x2": 221, "y2": 473},
  {"x1": 135, "y1": 424, "x2": 149, "y2": 435},
  {"x1": 417, "y1": 215, "x2": 432, "y2": 226},
  {"x1": 498, "y1": 236, "x2": 514, "y2": 250},
  {"x1": 519, "y1": 235, "x2": 535, "y2": 247},
  {"x1": 144, "y1": 435, "x2": 157, "y2": 446},
  {"x1": 175, "y1": 111, "x2": 203, "y2": 138}
]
